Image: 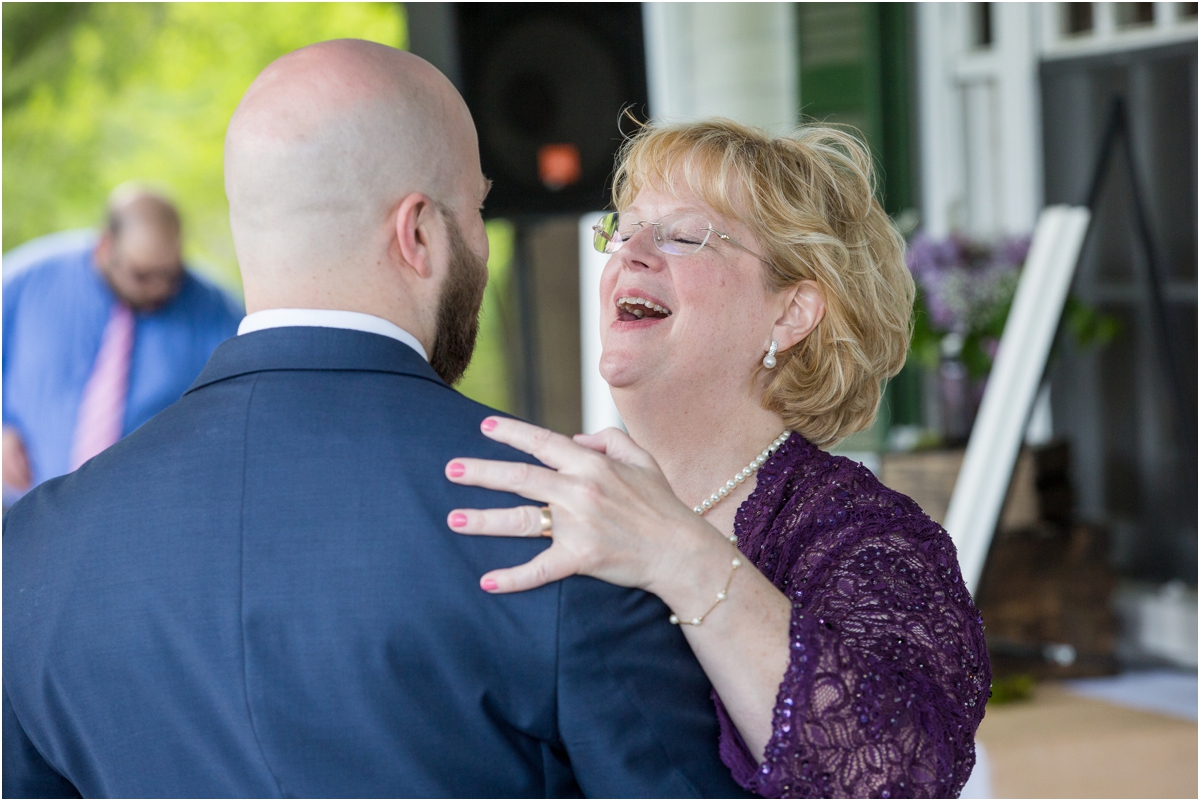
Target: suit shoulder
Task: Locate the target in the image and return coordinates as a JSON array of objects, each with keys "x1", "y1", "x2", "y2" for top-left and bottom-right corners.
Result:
[
  {"x1": 4, "y1": 471, "x2": 78, "y2": 545},
  {"x1": 433, "y1": 386, "x2": 512, "y2": 423},
  {"x1": 404, "y1": 383, "x2": 541, "y2": 461}
]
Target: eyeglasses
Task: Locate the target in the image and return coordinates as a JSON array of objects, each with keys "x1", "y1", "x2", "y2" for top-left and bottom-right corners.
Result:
[{"x1": 591, "y1": 211, "x2": 770, "y2": 264}]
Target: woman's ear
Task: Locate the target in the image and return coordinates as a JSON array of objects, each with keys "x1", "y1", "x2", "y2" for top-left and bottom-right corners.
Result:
[
  {"x1": 773, "y1": 280, "x2": 825, "y2": 352},
  {"x1": 394, "y1": 193, "x2": 438, "y2": 280}
]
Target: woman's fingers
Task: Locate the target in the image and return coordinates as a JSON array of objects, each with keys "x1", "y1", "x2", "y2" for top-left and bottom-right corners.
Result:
[
  {"x1": 479, "y1": 546, "x2": 576, "y2": 594},
  {"x1": 571, "y1": 432, "x2": 609, "y2": 454},
  {"x1": 445, "y1": 456, "x2": 562, "y2": 502},
  {"x1": 448, "y1": 505, "x2": 545, "y2": 537},
  {"x1": 478, "y1": 417, "x2": 593, "y2": 471},
  {"x1": 575, "y1": 427, "x2": 657, "y2": 469}
]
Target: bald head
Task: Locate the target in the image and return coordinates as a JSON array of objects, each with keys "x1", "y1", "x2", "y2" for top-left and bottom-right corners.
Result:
[
  {"x1": 94, "y1": 186, "x2": 184, "y2": 311},
  {"x1": 106, "y1": 187, "x2": 181, "y2": 242},
  {"x1": 225, "y1": 39, "x2": 482, "y2": 282}
]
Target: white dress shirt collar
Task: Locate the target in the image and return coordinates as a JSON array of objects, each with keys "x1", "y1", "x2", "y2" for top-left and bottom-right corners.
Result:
[{"x1": 237, "y1": 309, "x2": 428, "y2": 362}]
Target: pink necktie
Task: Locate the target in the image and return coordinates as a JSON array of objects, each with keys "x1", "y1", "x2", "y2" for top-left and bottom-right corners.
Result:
[{"x1": 70, "y1": 303, "x2": 135, "y2": 471}]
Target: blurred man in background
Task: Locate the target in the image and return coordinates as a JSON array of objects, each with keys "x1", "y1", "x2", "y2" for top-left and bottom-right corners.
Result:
[{"x1": 2, "y1": 186, "x2": 242, "y2": 500}]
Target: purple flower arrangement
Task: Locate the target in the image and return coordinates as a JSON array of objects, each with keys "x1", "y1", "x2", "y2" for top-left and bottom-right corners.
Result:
[
  {"x1": 903, "y1": 230, "x2": 1118, "y2": 442},
  {"x1": 906, "y1": 231, "x2": 1031, "y2": 379}
]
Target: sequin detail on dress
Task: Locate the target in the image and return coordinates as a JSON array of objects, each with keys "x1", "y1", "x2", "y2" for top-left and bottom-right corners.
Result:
[{"x1": 714, "y1": 434, "x2": 991, "y2": 798}]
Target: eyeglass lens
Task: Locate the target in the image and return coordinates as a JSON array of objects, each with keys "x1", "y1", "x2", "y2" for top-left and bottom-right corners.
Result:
[{"x1": 592, "y1": 212, "x2": 713, "y2": 256}]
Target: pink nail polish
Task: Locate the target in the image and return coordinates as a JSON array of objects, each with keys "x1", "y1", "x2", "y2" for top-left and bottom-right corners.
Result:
[
  {"x1": 449, "y1": 513, "x2": 468, "y2": 528},
  {"x1": 481, "y1": 578, "x2": 498, "y2": 591},
  {"x1": 448, "y1": 462, "x2": 465, "y2": 478},
  {"x1": 480, "y1": 418, "x2": 497, "y2": 432}
]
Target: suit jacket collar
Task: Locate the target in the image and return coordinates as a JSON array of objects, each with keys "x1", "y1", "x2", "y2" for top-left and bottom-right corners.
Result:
[{"x1": 186, "y1": 326, "x2": 445, "y2": 395}]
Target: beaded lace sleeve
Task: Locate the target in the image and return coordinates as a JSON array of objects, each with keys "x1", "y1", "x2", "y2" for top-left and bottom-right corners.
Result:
[{"x1": 713, "y1": 436, "x2": 991, "y2": 798}]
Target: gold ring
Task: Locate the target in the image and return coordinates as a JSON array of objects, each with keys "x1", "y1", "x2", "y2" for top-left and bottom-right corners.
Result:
[{"x1": 539, "y1": 506, "x2": 553, "y2": 537}]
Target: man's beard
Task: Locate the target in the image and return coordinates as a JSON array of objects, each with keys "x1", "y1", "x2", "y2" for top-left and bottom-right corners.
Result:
[{"x1": 429, "y1": 212, "x2": 489, "y2": 386}]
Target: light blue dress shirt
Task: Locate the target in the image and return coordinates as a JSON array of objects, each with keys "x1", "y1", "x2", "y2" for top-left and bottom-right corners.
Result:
[{"x1": 3, "y1": 241, "x2": 243, "y2": 487}]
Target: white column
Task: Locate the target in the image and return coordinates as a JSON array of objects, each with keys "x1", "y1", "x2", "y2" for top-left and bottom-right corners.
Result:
[
  {"x1": 643, "y1": 3, "x2": 798, "y2": 130},
  {"x1": 916, "y1": 3, "x2": 1043, "y2": 238},
  {"x1": 579, "y1": 214, "x2": 624, "y2": 434},
  {"x1": 916, "y1": 3, "x2": 962, "y2": 238},
  {"x1": 1155, "y1": 2, "x2": 1182, "y2": 26},
  {"x1": 994, "y1": 3, "x2": 1043, "y2": 235}
]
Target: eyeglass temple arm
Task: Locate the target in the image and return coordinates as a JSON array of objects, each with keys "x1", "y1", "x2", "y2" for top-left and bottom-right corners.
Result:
[{"x1": 711, "y1": 230, "x2": 771, "y2": 265}]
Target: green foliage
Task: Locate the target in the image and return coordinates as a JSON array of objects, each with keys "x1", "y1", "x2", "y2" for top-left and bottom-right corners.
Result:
[
  {"x1": 1065, "y1": 296, "x2": 1122, "y2": 349},
  {"x1": 988, "y1": 673, "x2": 1035, "y2": 705},
  {"x1": 2, "y1": 3, "x2": 94, "y2": 110},
  {"x1": 913, "y1": 292, "x2": 1122, "y2": 381},
  {"x1": 910, "y1": 288, "x2": 1122, "y2": 381},
  {"x1": 3, "y1": 2, "x2": 406, "y2": 290},
  {"x1": 960, "y1": 285, "x2": 1014, "y2": 380},
  {"x1": 908, "y1": 299, "x2": 942, "y2": 372},
  {"x1": 4, "y1": 2, "x2": 515, "y2": 413}
]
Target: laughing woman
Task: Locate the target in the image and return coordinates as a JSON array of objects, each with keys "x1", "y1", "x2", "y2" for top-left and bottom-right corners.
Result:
[{"x1": 445, "y1": 120, "x2": 990, "y2": 798}]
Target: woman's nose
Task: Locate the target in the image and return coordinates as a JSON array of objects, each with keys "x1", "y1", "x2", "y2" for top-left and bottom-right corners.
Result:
[{"x1": 617, "y1": 226, "x2": 665, "y2": 270}]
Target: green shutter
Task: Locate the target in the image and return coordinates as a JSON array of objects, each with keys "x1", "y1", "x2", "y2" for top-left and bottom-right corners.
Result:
[{"x1": 798, "y1": 3, "x2": 922, "y2": 440}]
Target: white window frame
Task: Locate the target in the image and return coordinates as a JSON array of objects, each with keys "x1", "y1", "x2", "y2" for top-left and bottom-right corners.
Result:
[{"x1": 1041, "y1": 2, "x2": 1198, "y2": 60}]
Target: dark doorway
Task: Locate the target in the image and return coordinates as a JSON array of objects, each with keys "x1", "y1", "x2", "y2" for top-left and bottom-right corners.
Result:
[{"x1": 1041, "y1": 41, "x2": 1197, "y2": 583}]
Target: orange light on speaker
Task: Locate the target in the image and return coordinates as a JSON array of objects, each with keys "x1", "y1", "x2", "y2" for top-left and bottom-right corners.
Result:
[{"x1": 537, "y1": 143, "x2": 582, "y2": 191}]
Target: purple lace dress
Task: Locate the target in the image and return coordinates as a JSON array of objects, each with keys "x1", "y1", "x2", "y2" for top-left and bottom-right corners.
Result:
[{"x1": 715, "y1": 434, "x2": 990, "y2": 798}]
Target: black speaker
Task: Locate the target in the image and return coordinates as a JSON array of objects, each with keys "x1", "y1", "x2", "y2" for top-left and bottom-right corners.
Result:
[{"x1": 450, "y1": 3, "x2": 649, "y2": 218}]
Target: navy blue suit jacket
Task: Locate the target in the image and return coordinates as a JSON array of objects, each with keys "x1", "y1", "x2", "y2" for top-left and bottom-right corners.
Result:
[{"x1": 3, "y1": 327, "x2": 748, "y2": 798}]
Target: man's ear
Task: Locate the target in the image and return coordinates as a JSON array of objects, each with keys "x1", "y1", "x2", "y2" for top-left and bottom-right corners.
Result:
[
  {"x1": 773, "y1": 279, "x2": 825, "y2": 352},
  {"x1": 394, "y1": 193, "x2": 440, "y2": 280},
  {"x1": 94, "y1": 232, "x2": 114, "y2": 270}
]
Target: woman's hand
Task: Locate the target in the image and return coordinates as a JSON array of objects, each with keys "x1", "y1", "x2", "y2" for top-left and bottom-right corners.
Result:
[
  {"x1": 445, "y1": 416, "x2": 727, "y2": 596},
  {"x1": 449, "y1": 416, "x2": 792, "y2": 760}
]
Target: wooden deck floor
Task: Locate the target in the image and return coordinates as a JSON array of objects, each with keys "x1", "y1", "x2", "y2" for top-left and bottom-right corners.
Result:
[{"x1": 976, "y1": 682, "x2": 1197, "y2": 798}]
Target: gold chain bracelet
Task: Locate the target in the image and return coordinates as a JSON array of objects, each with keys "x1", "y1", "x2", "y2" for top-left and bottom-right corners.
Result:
[{"x1": 668, "y1": 550, "x2": 742, "y2": 627}]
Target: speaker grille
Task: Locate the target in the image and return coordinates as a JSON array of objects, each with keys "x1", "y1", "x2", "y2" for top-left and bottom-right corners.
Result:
[{"x1": 457, "y1": 4, "x2": 648, "y2": 217}]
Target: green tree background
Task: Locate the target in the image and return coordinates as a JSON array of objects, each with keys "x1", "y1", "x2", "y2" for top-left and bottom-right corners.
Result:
[{"x1": 3, "y1": 2, "x2": 512, "y2": 411}]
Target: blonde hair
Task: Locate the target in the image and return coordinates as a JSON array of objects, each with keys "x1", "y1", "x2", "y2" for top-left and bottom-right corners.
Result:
[{"x1": 611, "y1": 118, "x2": 914, "y2": 447}]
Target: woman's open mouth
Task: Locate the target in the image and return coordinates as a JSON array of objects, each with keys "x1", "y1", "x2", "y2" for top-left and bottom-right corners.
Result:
[{"x1": 616, "y1": 296, "x2": 672, "y2": 322}]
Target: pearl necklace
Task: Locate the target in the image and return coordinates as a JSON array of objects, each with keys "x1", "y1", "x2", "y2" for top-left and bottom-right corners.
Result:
[
  {"x1": 667, "y1": 430, "x2": 789, "y2": 627},
  {"x1": 692, "y1": 430, "x2": 790, "y2": 518}
]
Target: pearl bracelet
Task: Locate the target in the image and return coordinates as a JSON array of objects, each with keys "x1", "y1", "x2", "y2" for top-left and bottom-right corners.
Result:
[{"x1": 668, "y1": 550, "x2": 742, "y2": 627}]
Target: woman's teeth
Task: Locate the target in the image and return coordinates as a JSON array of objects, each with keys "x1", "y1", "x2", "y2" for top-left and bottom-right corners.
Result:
[{"x1": 617, "y1": 296, "x2": 671, "y2": 319}]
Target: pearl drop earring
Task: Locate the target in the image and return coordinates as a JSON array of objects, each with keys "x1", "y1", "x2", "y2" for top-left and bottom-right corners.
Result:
[{"x1": 763, "y1": 340, "x2": 778, "y2": 369}]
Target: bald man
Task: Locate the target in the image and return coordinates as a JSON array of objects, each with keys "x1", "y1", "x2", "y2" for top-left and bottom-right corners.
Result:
[
  {"x1": 3, "y1": 41, "x2": 748, "y2": 798},
  {"x1": 2, "y1": 188, "x2": 242, "y2": 498}
]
